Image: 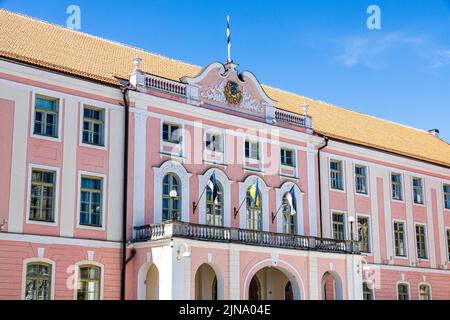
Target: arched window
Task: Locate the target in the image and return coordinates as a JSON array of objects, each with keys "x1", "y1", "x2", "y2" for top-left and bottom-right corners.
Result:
[
  {"x1": 24, "y1": 262, "x2": 52, "y2": 300},
  {"x1": 77, "y1": 265, "x2": 101, "y2": 300},
  {"x1": 285, "y1": 281, "x2": 293, "y2": 300},
  {"x1": 162, "y1": 173, "x2": 181, "y2": 221},
  {"x1": 282, "y1": 193, "x2": 296, "y2": 234},
  {"x1": 419, "y1": 284, "x2": 431, "y2": 300},
  {"x1": 206, "y1": 181, "x2": 223, "y2": 226},
  {"x1": 249, "y1": 276, "x2": 261, "y2": 300},
  {"x1": 246, "y1": 188, "x2": 262, "y2": 230}
]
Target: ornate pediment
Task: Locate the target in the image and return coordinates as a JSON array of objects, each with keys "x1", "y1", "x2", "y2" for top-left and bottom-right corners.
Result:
[{"x1": 181, "y1": 62, "x2": 277, "y2": 123}]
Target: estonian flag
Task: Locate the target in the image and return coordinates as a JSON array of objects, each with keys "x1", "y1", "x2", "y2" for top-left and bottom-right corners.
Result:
[
  {"x1": 249, "y1": 179, "x2": 260, "y2": 207},
  {"x1": 286, "y1": 186, "x2": 297, "y2": 215},
  {"x1": 207, "y1": 171, "x2": 219, "y2": 205}
]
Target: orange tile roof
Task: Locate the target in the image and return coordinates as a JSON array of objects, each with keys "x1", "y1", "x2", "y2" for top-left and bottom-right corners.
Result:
[{"x1": 1, "y1": 9, "x2": 449, "y2": 167}]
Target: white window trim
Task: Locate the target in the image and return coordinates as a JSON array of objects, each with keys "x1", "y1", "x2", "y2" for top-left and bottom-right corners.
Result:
[
  {"x1": 411, "y1": 176, "x2": 426, "y2": 207},
  {"x1": 153, "y1": 160, "x2": 191, "y2": 223},
  {"x1": 243, "y1": 137, "x2": 263, "y2": 172},
  {"x1": 362, "y1": 280, "x2": 376, "y2": 300},
  {"x1": 275, "y1": 182, "x2": 304, "y2": 234},
  {"x1": 21, "y1": 257, "x2": 56, "y2": 300},
  {"x1": 203, "y1": 127, "x2": 226, "y2": 165},
  {"x1": 26, "y1": 164, "x2": 61, "y2": 227},
  {"x1": 30, "y1": 91, "x2": 63, "y2": 142},
  {"x1": 73, "y1": 260, "x2": 105, "y2": 300},
  {"x1": 76, "y1": 170, "x2": 107, "y2": 231},
  {"x1": 442, "y1": 182, "x2": 450, "y2": 212},
  {"x1": 414, "y1": 223, "x2": 429, "y2": 262},
  {"x1": 329, "y1": 158, "x2": 345, "y2": 193},
  {"x1": 417, "y1": 282, "x2": 432, "y2": 300},
  {"x1": 392, "y1": 219, "x2": 409, "y2": 259},
  {"x1": 354, "y1": 164, "x2": 370, "y2": 197},
  {"x1": 279, "y1": 145, "x2": 298, "y2": 178},
  {"x1": 159, "y1": 120, "x2": 185, "y2": 158},
  {"x1": 238, "y1": 175, "x2": 270, "y2": 231},
  {"x1": 78, "y1": 104, "x2": 109, "y2": 150},
  {"x1": 330, "y1": 210, "x2": 347, "y2": 240},
  {"x1": 356, "y1": 213, "x2": 373, "y2": 256},
  {"x1": 396, "y1": 280, "x2": 411, "y2": 300},
  {"x1": 446, "y1": 227, "x2": 450, "y2": 266},
  {"x1": 390, "y1": 172, "x2": 405, "y2": 203},
  {"x1": 198, "y1": 168, "x2": 232, "y2": 227}
]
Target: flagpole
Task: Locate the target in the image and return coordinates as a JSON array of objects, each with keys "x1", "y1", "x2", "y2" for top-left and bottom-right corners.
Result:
[
  {"x1": 226, "y1": 15, "x2": 231, "y2": 63},
  {"x1": 271, "y1": 202, "x2": 286, "y2": 224},
  {"x1": 233, "y1": 196, "x2": 246, "y2": 220},
  {"x1": 192, "y1": 184, "x2": 208, "y2": 215}
]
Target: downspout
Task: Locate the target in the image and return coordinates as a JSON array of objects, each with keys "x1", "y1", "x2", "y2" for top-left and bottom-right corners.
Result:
[
  {"x1": 120, "y1": 85, "x2": 130, "y2": 300},
  {"x1": 316, "y1": 135, "x2": 329, "y2": 238}
]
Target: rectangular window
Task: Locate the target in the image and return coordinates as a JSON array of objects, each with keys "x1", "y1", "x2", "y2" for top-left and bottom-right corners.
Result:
[
  {"x1": 162, "y1": 122, "x2": 181, "y2": 144},
  {"x1": 394, "y1": 221, "x2": 406, "y2": 257},
  {"x1": 397, "y1": 284, "x2": 409, "y2": 300},
  {"x1": 362, "y1": 282, "x2": 373, "y2": 300},
  {"x1": 330, "y1": 160, "x2": 343, "y2": 190},
  {"x1": 415, "y1": 225, "x2": 427, "y2": 259},
  {"x1": 245, "y1": 140, "x2": 259, "y2": 160},
  {"x1": 34, "y1": 95, "x2": 59, "y2": 138},
  {"x1": 205, "y1": 131, "x2": 223, "y2": 152},
  {"x1": 332, "y1": 213, "x2": 345, "y2": 240},
  {"x1": 391, "y1": 173, "x2": 403, "y2": 201},
  {"x1": 25, "y1": 263, "x2": 52, "y2": 300},
  {"x1": 82, "y1": 106, "x2": 105, "y2": 146},
  {"x1": 355, "y1": 165, "x2": 368, "y2": 194},
  {"x1": 444, "y1": 185, "x2": 450, "y2": 210},
  {"x1": 447, "y1": 229, "x2": 450, "y2": 262},
  {"x1": 79, "y1": 176, "x2": 103, "y2": 227},
  {"x1": 29, "y1": 169, "x2": 56, "y2": 222},
  {"x1": 413, "y1": 178, "x2": 424, "y2": 204},
  {"x1": 357, "y1": 216, "x2": 371, "y2": 253},
  {"x1": 280, "y1": 148, "x2": 294, "y2": 167}
]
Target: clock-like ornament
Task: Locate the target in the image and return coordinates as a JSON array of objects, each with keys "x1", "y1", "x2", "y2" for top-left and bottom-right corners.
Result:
[{"x1": 224, "y1": 81, "x2": 243, "y2": 105}]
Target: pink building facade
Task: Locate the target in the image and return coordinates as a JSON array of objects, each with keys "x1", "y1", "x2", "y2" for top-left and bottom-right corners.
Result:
[{"x1": 0, "y1": 11, "x2": 450, "y2": 301}]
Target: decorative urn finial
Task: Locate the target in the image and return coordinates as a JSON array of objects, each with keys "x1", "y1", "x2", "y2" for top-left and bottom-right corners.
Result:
[{"x1": 302, "y1": 102, "x2": 309, "y2": 116}]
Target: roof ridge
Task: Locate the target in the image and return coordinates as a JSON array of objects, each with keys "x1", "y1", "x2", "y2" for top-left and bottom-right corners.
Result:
[{"x1": 0, "y1": 8, "x2": 202, "y2": 72}]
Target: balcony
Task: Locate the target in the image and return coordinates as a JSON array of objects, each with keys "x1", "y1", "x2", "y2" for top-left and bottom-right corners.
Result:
[
  {"x1": 275, "y1": 109, "x2": 312, "y2": 129},
  {"x1": 133, "y1": 221, "x2": 359, "y2": 255}
]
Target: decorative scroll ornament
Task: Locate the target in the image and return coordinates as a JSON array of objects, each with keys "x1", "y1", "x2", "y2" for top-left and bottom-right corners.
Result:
[{"x1": 224, "y1": 81, "x2": 243, "y2": 105}]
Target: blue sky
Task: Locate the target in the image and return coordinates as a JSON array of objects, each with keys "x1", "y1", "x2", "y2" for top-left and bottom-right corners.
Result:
[{"x1": 2, "y1": 0, "x2": 450, "y2": 141}]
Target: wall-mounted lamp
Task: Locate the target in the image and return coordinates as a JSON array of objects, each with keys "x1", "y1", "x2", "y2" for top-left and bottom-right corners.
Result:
[
  {"x1": 348, "y1": 216, "x2": 355, "y2": 241},
  {"x1": 176, "y1": 243, "x2": 191, "y2": 261}
]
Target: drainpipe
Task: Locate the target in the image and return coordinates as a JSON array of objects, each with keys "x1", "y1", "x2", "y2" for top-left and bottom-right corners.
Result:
[
  {"x1": 120, "y1": 85, "x2": 130, "y2": 300},
  {"x1": 316, "y1": 135, "x2": 329, "y2": 239}
]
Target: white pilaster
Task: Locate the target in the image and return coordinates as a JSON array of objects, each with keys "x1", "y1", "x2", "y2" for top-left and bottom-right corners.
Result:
[{"x1": 307, "y1": 145, "x2": 318, "y2": 236}]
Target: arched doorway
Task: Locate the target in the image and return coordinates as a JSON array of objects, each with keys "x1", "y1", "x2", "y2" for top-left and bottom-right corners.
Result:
[
  {"x1": 321, "y1": 271, "x2": 343, "y2": 300},
  {"x1": 247, "y1": 267, "x2": 300, "y2": 300},
  {"x1": 145, "y1": 264, "x2": 159, "y2": 300},
  {"x1": 195, "y1": 264, "x2": 218, "y2": 300}
]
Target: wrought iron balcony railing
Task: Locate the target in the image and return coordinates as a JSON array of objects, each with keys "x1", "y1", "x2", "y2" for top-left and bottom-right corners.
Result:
[{"x1": 133, "y1": 221, "x2": 359, "y2": 255}]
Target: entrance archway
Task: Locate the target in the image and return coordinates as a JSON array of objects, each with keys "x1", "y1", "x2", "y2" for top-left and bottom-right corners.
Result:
[
  {"x1": 247, "y1": 267, "x2": 300, "y2": 300},
  {"x1": 195, "y1": 264, "x2": 218, "y2": 300},
  {"x1": 145, "y1": 264, "x2": 159, "y2": 300},
  {"x1": 321, "y1": 271, "x2": 343, "y2": 300}
]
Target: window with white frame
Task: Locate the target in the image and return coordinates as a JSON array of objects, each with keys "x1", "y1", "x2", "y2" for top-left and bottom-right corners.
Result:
[
  {"x1": 280, "y1": 148, "x2": 294, "y2": 167},
  {"x1": 162, "y1": 173, "x2": 181, "y2": 221},
  {"x1": 391, "y1": 173, "x2": 403, "y2": 201},
  {"x1": 444, "y1": 184, "x2": 450, "y2": 210},
  {"x1": 282, "y1": 193, "x2": 297, "y2": 234},
  {"x1": 206, "y1": 181, "x2": 223, "y2": 226},
  {"x1": 355, "y1": 165, "x2": 368, "y2": 194},
  {"x1": 79, "y1": 176, "x2": 103, "y2": 227},
  {"x1": 24, "y1": 262, "x2": 52, "y2": 300},
  {"x1": 330, "y1": 160, "x2": 343, "y2": 190},
  {"x1": 415, "y1": 224, "x2": 427, "y2": 259},
  {"x1": 419, "y1": 284, "x2": 431, "y2": 300},
  {"x1": 362, "y1": 282, "x2": 374, "y2": 300},
  {"x1": 82, "y1": 106, "x2": 105, "y2": 146},
  {"x1": 246, "y1": 188, "x2": 262, "y2": 230},
  {"x1": 332, "y1": 212, "x2": 345, "y2": 240},
  {"x1": 30, "y1": 169, "x2": 56, "y2": 223},
  {"x1": 412, "y1": 177, "x2": 424, "y2": 204},
  {"x1": 357, "y1": 216, "x2": 371, "y2": 253},
  {"x1": 162, "y1": 122, "x2": 181, "y2": 144},
  {"x1": 394, "y1": 221, "x2": 406, "y2": 257},
  {"x1": 205, "y1": 131, "x2": 223, "y2": 153},
  {"x1": 245, "y1": 139, "x2": 260, "y2": 160},
  {"x1": 447, "y1": 229, "x2": 450, "y2": 262},
  {"x1": 77, "y1": 265, "x2": 101, "y2": 300},
  {"x1": 397, "y1": 283, "x2": 409, "y2": 300},
  {"x1": 33, "y1": 95, "x2": 59, "y2": 138}
]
